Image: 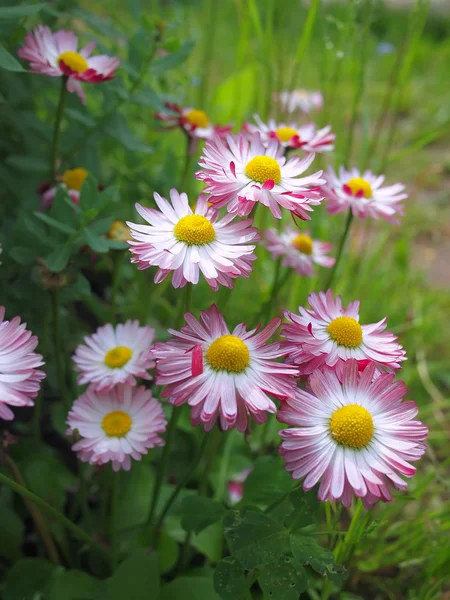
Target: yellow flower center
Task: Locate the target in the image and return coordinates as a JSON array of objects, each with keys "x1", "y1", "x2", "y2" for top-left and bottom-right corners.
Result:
[
  {"x1": 61, "y1": 168, "x2": 88, "y2": 191},
  {"x1": 107, "y1": 221, "x2": 130, "y2": 242},
  {"x1": 292, "y1": 234, "x2": 313, "y2": 255},
  {"x1": 104, "y1": 346, "x2": 133, "y2": 369},
  {"x1": 245, "y1": 156, "x2": 281, "y2": 185},
  {"x1": 206, "y1": 335, "x2": 250, "y2": 373},
  {"x1": 184, "y1": 109, "x2": 209, "y2": 128},
  {"x1": 276, "y1": 126, "x2": 298, "y2": 142},
  {"x1": 102, "y1": 410, "x2": 132, "y2": 437},
  {"x1": 174, "y1": 214, "x2": 216, "y2": 245},
  {"x1": 346, "y1": 177, "x2": 372, "y2": 198},
  {"x1": 58, "y1": 51, "x2": 89, "y2": 74},
  {"x1": 327, "y1": 316, "x2": 363, "y2": 348},
  {"x1": 329, "y1": 404, "x2": 374, "y2": 449}
]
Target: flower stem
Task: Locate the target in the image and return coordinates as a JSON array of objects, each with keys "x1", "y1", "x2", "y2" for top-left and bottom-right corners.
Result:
[
  {"x1": 111, "y1": 251, "x2": 124, "y2": 325},
  {"x1": 0, "y1": 469, "x2": 109, "y2": 562},
  {"x1": 323, "y1": 209, "x2": 354, "y2": 290},
  {"x1": 180, "y1": 134, "x2": 193, "y2": 192},
  {"x1": 50, "y1": 76, "x2": 68, "y2": 181},
  {"x1": 51, "y1": 290, "x2": 69, "y2": 409}
]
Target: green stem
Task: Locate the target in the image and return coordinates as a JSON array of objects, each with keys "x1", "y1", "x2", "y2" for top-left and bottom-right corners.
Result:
[
  {"x1": 51, "y1": 290, "x2": 69, "y2": 408},
  {"x1": 334, "y1": 499, "x2": 364, "y2": 564},
  {"x1": 110, "y1": 469, "x2": 120, "y2": 570},
  {"x1": 111, "y1": 251, "x2": 124, "y2": 325},
  {"x1": 50, "y1": 76, "x2": 68, "y2": 181},
  {"x1": 323, "y1": 210, "x2": 354, "y2": 290},
  {"x1": 153, "y1": 432, "x2": 209, "y2": 543},
  {"x1": 0, "y1": 470, "x2": 109, "y2": 562},
  {"x1": 180, "y1": 134, "x2": 193, "y2": 192}
]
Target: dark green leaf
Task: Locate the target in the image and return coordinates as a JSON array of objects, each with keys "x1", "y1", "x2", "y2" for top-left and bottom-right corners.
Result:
[
  {"x1": 213, "y1": 557, "x2": 252, "y2": 600},
  {"x1": 101, "y1": 550, "x2": 159, "y2": 600},
  {"x1": 258, "y1": 555, "x2": 308, "y2": 600},
  {"x1": 0, "y1": 46, "x2": 25, "y2": 72},
  {"x1": 224, "y1": 509, "x2": 290, "y2": 569},
  {"x1": 290, "y1": 535, "x2": 348, "y2": 581},
  {"x1": 180, "y1": 496, "x2": 225, "y2": 534},
  {"x1": 47, "y1": 570, "x2": 103, "y2": 600},
  {"x1": 116, "y1": 464, "x2": 155, "y2": 530},
  {"x1": 4, "y1": 558, "x2": 55, "y2": 600},
  {"x1": 0, "y1": 4, "x2": 44, "y2": 19},
  {"x1": 34, "y1": 211, "x2": 76, "y2": 235},
  {"x1": 78, "y1": 174, "x2": 99, "y2": 212},
  {"x1": 9, "y1": 247, "x2": 36, "y2": 266},
  {"x1": 45, "y1": 244, "x2": 72, "y2": 272},
  {"x1": 6, "y1": 154, "x2": 48, "y2": 172},
  {"x1": 157, "y1": 530, "x2": 179, "y2": 575},
  {"x1": 285, "y1": 488, "x2": 319, "y2": 531},
  {"x1": 86, "y1": 216, "x2": 114, "y2": 235},
  {"x1": 243, "y1": 455, "x2": 293, "y2": 506},
  {"x1": 0, "y1": 505, "x2": 24, "y2": 560},
  {"x1": 159, "y1": 576, "x2": 220, "y2": 600},
  {"x1": 105, "y1": 113, "x2": 153, "y2": 153},
  {"x1": 82, "y1": 227, "x2": 110, "y2": 252},
  {"x1": 151, "y1": 41, "x2": 195, "y2": 76}
]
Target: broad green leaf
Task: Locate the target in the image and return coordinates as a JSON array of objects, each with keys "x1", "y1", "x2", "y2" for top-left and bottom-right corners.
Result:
[
  {"x1": 285, "y1": 488, "x2": 319, "y2": 531},
  {"x1": 0, "y1": 46, "x2": 25, "y2": 72},
  {"x1": 4, "y1": 558, "x2": 55, "y2": 600},
  {"x1": 131, "y1": 87, "x2": 164, "y2": 109},
  {"x1": 116, "y1": 464, "x2": 155, "y2": 530},
  {"x1": 105, "y1": 114, "x2": 153, "y2": 153},
  {"x1": 47, "y1": 570, "x2": 103, "y2": 600},
  {"x1": 213, "y1": 557, "x2": 252, "y2": 600},
  {"x1": 7, "y1": 154, "x2": 48, "y2": 172},
  {"x1": 243, "y1": 455, "x2": 293, "y2": 506},
  {"x1": 0, "y1": 4, "x2": 44, "y2": 19},
  {"x1": 290, "y1": 535, "x2": 348, "y2": 581},
  {"x1": 101, "y1": 550, "x2": 159, "y2": 600},
  {"x1": 157, "y1": 530, "x2": 179, "y2": 575},
  {"x1": 82, "y1": 227, "x2": 110, "y2": 253},
  {"x1": 180, "y1": 496, "x2": 225, "y2": 534},
  {"x1": 150, "y1": 40, "x2": 195, "y2": 76},
  {"x1": 86, "y1": 216, "x2": 114, "y2": 236},
  {"x1": 34, "y1": 211, "x2": 76, "y2": 235},
  {"x1": 258, "y1": 555, "x2": 308, "y2": 600},
  {"x1": 159, "y1": 576, "x2": 220, "y2": 600},
  {"x1": 0, "y1": 505, "x2": 24, "y2": 560},
  {"x1": 223, "y1": 509, "x2": 290, "y2": 569},
  {"x1": 9, "y1": 246, "x2": 36, "y2": 266},
  {"x1": 45, "y1": 244, "x2": 72, "y2": 272},
  {"x1": 78, "y1": 174, "x2": 99, "y2": 212},
  {"x1": 50, "y1": 186, "x2": 81, "y2": 227}
]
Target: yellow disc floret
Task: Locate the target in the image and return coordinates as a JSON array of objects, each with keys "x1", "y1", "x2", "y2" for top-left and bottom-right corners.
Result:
[
  {"x1": 184, "y1": 109, "x2": 209, "y2": 128},
  {"x1": 58, "y1": 51, "x2": 89, "y2": 74},
  {"x1": 61, "y1": 168, "x2": 88, "y2": 191},
  {"x1": 276, "y1": 126, "x2": 298, "y2": 142},
  {"x1": 104, "y1": 346, "x2": 133, "y2": 369},
  {"x1": 174, "y1": 215, "x2": 216, "y2": 245},
  {"x1": 102, "y1": 410, "x2": 132, "y2": 437},
  {"x1": 329, "y1": 404, "x2": 374, "y2": 449},
  {"x1": 346, "y1": 177, "x2": 372, "y2": 198},
  {"x1": 206, "y1": 335, "x2": 250, "y2": 373},
  {"x1": 327, "y1": 316, "x2": 363, "y2": 348},
  {"x1": 245, "y1": 156, "x2": 281, "y2": 185},
  {"x1": 107, "y1": 221, "x2": 131, "y2": 242},
  {"x1": 292, "y1": 234, "x2": 313, "y2": 255}
]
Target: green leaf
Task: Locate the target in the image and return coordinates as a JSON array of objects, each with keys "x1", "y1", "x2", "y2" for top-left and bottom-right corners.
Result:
[
  {"x1": 78, "y1": 174, "x2": 99, "y2": 212},
  {"x1": 9, "y1": 246, "x2": 36, "y2": 266},
  {"x1": 33, "y1": 211, "x2": 76, "y2": 235},
  {"x1": 0, "y1": 4, "x2": 44, "y2": 19},
  {"x1": 6, "y1": 154, "x2": 49, "y2": 172},
  {"x1": 159, "y1": 576, "x2": 220, "y2": 600},
  {"x1": 157, "y1": 530, "x2": 179, "y2": 575},
  {"x1": 4, "y1": 558, "x2": 55, "y2": 600},
  {"x1": 47, "y1": 570, "x2": 103, "y2": 600},
  {"x1": 82, "y1": 227, "x2": 110, "y2": 253},
  {"x1": 224, "y1": 509, "x2": 290, "y2": 569},
  {"x1": 258, "y1": 555, "x2": 308, "y2": 600},
  {"x1": 285, "y1": 488, "x2": 319, "y2": 531},
  {"x1": 0, "y1": 505, "x2": 24, "y2": 560},
  {"x1": 0, "y1": 46, "x2": 25, "y2": 72},
  {"x1": 131, "y1": 87, "x2": 164, "y2": 109},
  {"x1": 101, "y1": 550, "x2": 159, "y2": 600},
  {"x1": 105, "y1": 113, "x2": 153, "y2": 153},
  {"x1": 213, "y1": 557, "x2": 252, "y2": 600},
  {"x1": 243, "y1": 455, "x2": 293, "y2": 506},
  {"x1": 45, "y1": 244, "x2": 72, "y2": 272},
  {"x1": 290, "y1": 535, "x2": 348, "y2": 581},
  {"x1": 180, "y1": 496, "x2": 225, "y2": 534},
  {"x1": 116, "y1": 464, "x2": 155, "y2": 530},
  {"x1": 150, "y1": 40, "x2": 195, "y2": 76}
]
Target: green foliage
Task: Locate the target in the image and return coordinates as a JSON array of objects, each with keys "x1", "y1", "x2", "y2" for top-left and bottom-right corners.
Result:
[
  {"x1": 180, "y1": 495, "x2": 226, "y2": 534},
  {"x1": 101, "y1": 550, "x2": 160, "y2": 600}
]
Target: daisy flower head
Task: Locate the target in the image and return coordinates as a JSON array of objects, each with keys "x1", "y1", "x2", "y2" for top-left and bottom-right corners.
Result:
[
  {"x1": 152, "y1": 305, "x2": 298, "y2": 432},
  {"x1": 127, "y1": 190, "x2": 259, "y2": 291},
  {"x1": 323, "y1": 166, "x2": 407, "y2": 224},
  {"x1": 196, "y1": 133, "x2": 324, "y2": 219},
  {"x1": 72, "y1": 321, "x2": 155, "y2": 392},
  {"x1": 247, "y1": 115, "x2": 335, "y2": 153},
  {"x1": 67, "y1": 384, "x2": 167, "y2": 472},
  {"x1": 282, "y1": 290, "x2": 406, "y2": 377},
  {"x1": 38, "y1": 167, "x2": 89, "y2": 209},
  {"x1": 278, "y1": 360, "x2": 428, "y2": 507},
  {"x1": 275, "y1": 89, "x2": 323, "y2": 114},
  {"x1": 18, "y1": 25, "x2": 120, "y2": 104},
  {"x1": 155, "y1": 102, "x2": 231, "y2": 141},
  {"x1": 0, "y1": 307, "x2": 45, "y2": 421},
  {"x1": 264, "y1": 227, "x2": 335, "y2": 278}
]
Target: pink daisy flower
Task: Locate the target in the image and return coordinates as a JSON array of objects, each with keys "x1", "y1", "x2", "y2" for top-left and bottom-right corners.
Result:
[
  {"x1": 275, "y1": 89, "x2": 323, "y2": 114},
  {"x1": 323, "y1": 166, "x2": 407, "y2": 224},
  {"x1": 246, "y1": 115, "x2": 335, "y2": 153},
  {"x1": 196, "y1": 133, "x2": 324, "y2": 219},
  {"x1": 0, "y1": 306, "x2": 45, "y2": 421},
  {"x1": 72, "y1": 321, "x2": 155, "y2": 392},
  {"x1": 155, "y1": 103, "x2": 231, "y2": 140},
  {"x1": 228, "y1": 467, "x2": 252, "y2": 505},
  {"x1": 18, "y1": 25, "x2": 120, "y2": 104},
  {"x1": 66, "y1": 384, "x2": 167, "y2": 471},
  {"x1": 263, "y1": 227, "x2": 335, "y2": 277},
  {"x1": 278, "y1": 360, "x2": 428, "y2": 507},
  {"x1": 152, "y1": 305, "x2": 298, "y2": 432},
  {"x1": 127, "y1": 189, "x2": 259, "y2": 291},
  {"x1": 38, "y1": 167, "x2": 88, "y2": 209},
  {"x1": 282, "y1": 290, "x2": 406, "y2": 377}
]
